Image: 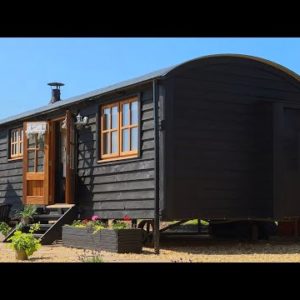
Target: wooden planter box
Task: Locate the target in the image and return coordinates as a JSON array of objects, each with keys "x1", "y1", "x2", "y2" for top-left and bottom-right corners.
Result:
[
  {"x1": 62, "y1": 226, "x2": 101, "y2": 250},
  {"x1": 62, "y1": 226, "x2": 142, "y2": 253},
  {"x1": 100, "y1": 229, "x2": 143, "y2": 253}
]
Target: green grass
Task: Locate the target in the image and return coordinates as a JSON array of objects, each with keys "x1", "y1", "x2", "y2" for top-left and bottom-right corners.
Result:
[
  {"x1": 184, "y1": 219, "x2": 209, "y2": 226},
  {"x1": 81, "y1": 256, "x2": 104, "y2": 263}
]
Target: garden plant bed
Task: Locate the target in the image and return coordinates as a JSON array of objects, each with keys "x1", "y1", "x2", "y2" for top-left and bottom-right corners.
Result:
[{"x1": 62, "y1": 226, "x2": 143, "y2": 253}]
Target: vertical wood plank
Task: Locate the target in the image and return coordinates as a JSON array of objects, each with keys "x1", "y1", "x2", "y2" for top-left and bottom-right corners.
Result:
[
  {"x1": 66, "y1": 110, "x2": 74, "y2": 204},
  {"x1": 23, "y1": 122, "x2": 28, "y2": 204},
  {"x1": 44, "y1": 121, "x2": 49, "y2": 205}
]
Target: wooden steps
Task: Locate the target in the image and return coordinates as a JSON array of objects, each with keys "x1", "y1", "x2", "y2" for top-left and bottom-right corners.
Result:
[{"x1": 3, "y1": 205, "x2": 78, "y2": 245}]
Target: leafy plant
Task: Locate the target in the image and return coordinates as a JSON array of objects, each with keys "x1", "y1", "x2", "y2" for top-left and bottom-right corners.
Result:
[
  {"x1": 92, "y1": 223, "x2": 105, "y2": 234},
  {"x1": 79, "y1": 249, "x2": 104, "y2": 263},
  {"x1": 70, "y1": 220, "x2": 86, "y2": 228},
  {"x1": 8, "y1": 223, "x2": 41, "y2": 257},
  {"x1": 17, "y1": 205, "x2": 37, "y2": 220},
  {"x1": 70, "y1": 219, "x2": 106, "y2": 233},
  {"x1": 112, "y1": 220, "x2": 128, "y2": 230},
  {"x1": 0, "y1": 222, "x2": 11, "y2": 236},
  {"x1": 81, "y1": 255, "x2": 104, "y2": 263}
]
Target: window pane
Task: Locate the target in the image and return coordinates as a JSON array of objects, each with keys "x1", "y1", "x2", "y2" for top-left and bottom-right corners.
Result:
[
  {"x1": 20, "y1": 130, "x2": 23, "y2": 154},
  {"x1": 131, "y1": 101, "x2": 138, "y2": 125},
  {"x1": 122, "y1": 129, "x2": 130, "y2": 152},
  {"x1": 20, "y1": 141, "x2": 23, "y2": 155},
  {"x1": 28, "y1": 151, "x2": 35, "y2": 172},
  {"x1": 103, "y1": 108, "x2": 110, "y2": 130},
  {"x1": 111, "y1": 131, "x2": 118, "y2": 153},
  {"x1": 28, "y1": 134, "x2": 36, "y2": 148},
  {"x1": 16, "y1": 142, "x2": 19, "y2": 155},
  {"x1": 111, "y1": 106, "x2": 118, "y2": 129},
  {"x1": 103, "y1": 133, "x2": 110, "y2": 155},
  {"x1": 131, "y1": 127, "x2": 138, "y2": 151},
  {"x1": 122, "y1": 103, "x2": 130, "y2": 126},
  {"x1": 37, "y1": 150, "x2": 44, "y2": 172}
]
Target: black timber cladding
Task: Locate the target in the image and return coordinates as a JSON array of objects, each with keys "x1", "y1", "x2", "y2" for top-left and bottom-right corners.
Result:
[
  {"x1": 0, "y1": 126, "x2": 23, "y2": 211},
  {"x1": 76, "y1": 84, "x2": 156, "y2": 219},
  {"x1": 0, "y1": 83, "x2": 157, "y2": 220},
  {"x1": 163, "y1": 56, "x2": 300, "y2": 220},
  {"x1": 1, "y1": 54, "x2": 300, "y2": 221}
]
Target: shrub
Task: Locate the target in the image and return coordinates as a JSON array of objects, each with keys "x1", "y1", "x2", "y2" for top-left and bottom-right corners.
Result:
[
  {"x1": 70, "y1": 219, "x2": 106, "y2": 233},
  {"x1": 0, "y1": 222, "x2": 11, "y2": 236},
  {"x1": 111, "y1": 220, "x2": 128, "y2": 230},
  {"x1": 16, "y1": 205, "x2": 37, "y2": 223},
  {"x1": 8, "y1": 223, "x2": 41, "y2": 257}
]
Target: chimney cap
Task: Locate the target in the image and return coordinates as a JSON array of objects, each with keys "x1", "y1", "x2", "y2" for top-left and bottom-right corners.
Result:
[{"x1": 48, "y1": 82, "x2": 64, "y2": 88}]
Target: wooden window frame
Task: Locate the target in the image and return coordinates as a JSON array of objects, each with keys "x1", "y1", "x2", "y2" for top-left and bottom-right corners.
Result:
[
  {"x1": 99, "y1": 96, "x2": 139, "y2": 162},
  {"x1": 9, "y1": 127, "x2": 24, "y2": 160}
]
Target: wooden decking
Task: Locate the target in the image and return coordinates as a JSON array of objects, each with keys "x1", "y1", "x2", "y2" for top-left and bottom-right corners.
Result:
[{"x1": 46, "y1": 204, "x2": 75, "y2": 209}]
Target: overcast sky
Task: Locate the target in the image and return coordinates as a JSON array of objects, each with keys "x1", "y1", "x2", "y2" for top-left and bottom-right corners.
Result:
[{"x1": 0, "y1": 38, "x2": 300, "y2": 120}]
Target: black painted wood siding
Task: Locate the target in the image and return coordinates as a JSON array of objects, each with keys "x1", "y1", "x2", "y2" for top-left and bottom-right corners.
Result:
[
  {"x1": 164, "y1": 57, "x2": 300, "y2": 220},
  {"x1": 76, "y1": 86, "x2": 155, "y2": 219},
  {"x1": 0, "y1": 126, "x2": 23, "y2": 213}
]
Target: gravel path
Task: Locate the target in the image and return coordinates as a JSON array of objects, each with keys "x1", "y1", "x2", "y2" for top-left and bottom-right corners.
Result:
[{"x1": 1, "y1": 239, "x2": 300, "y2": 262}]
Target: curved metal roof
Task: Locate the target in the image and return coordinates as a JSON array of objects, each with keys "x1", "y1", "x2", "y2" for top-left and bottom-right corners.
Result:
[{"x1": 1, "y1": 54, "x2": 299, "y2": 126}]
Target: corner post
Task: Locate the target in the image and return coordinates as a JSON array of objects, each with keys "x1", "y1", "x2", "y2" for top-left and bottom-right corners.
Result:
[{"x1": 153, "y1": 79, "x2": 160, "y2": 254}]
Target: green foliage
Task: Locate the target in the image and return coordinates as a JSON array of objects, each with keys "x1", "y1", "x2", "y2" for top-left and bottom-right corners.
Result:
[
  {"x1": 70, "y1": 219, "x2": 132, "y2": 231},
  {"x1": 17, "y1": 205, "x2": 37, "y2": 219},
  {"x1": 79, "y1": 249, "x2": 104, "y2": 263},
  {"x1": 92, "y1": 224, "x2": 105, "y2": 234},
  {"x1": 81, "y1": 256, "x2": 104, "y2": 263},
  {"x1": 0, "y1": 222, "x2": 11, "y2": 236},
  {"x1": 8, "y1": 223, "x2": 41, "y2": 257},
  {"x1": 70, "y1": 220, "x2": 86, "y2": 228},
  {"x1": 112, "y1": 221, "x2": 128, "y2": 230},
  {"x1": 70, "y1": 219, "x2": 106, "y2": 233}
]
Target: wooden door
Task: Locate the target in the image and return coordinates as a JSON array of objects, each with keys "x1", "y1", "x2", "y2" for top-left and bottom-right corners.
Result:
[
  {"x1": 65, "y1": 110, "x2": 75, "y2": 204},
  {"x1": 23, "y1": 122, "x2": 49, "y2": 205},
  {"x1": 281, "y1": 108, "x2": 300, "y2": 217}
]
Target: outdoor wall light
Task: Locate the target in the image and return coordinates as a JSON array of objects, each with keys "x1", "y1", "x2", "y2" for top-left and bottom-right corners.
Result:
[{"x1": 75, "y1": 112, "x2": 88, "y2": 129}]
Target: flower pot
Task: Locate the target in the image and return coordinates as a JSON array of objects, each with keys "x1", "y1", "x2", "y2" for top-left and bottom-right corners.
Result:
[{"x1": 15, "y1": 249, "x2": 28, "y2": 261}]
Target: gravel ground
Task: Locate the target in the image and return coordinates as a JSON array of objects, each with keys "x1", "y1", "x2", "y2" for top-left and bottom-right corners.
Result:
[{"x1": 1, "y1": 238, "x2": 300, "y2": 262}]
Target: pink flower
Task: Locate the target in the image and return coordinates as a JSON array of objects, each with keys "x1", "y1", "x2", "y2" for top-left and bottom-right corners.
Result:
[
  {"x1": 123, "y1": 215, "x2": 131, "y2": 221},
  {"x1": 91, "y1": 215, "x2": 100, "y2": 221}
]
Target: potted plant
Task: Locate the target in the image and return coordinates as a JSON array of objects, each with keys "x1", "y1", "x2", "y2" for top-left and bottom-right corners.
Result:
[
  {"x1": 8, "y1": 223, "x2": 41, "y2": 260},
  {"x1": 0, "y1": 222, "x2": 11, "y2": 242},
  {"x1": 17, "y1": 205, "x2": 37, "y2": 225}
]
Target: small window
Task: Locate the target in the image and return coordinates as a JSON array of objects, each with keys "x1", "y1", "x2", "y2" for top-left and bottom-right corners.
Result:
[
  {"x1": 100, "y1": 97, "x2": 139, "y2": 161},
  {"x1": 10, "y1": 128, "x2": 24, "y2": 159}
]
